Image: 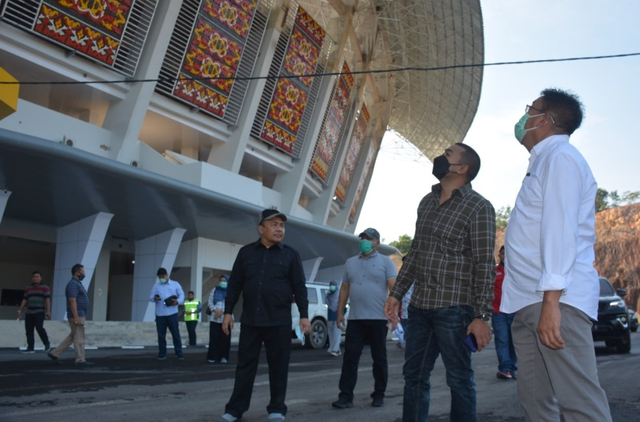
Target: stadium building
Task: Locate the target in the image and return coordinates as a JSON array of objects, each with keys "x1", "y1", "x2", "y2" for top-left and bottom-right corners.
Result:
[{"x1": 0, "y1": 0, "x2": 483, "y2": 327}]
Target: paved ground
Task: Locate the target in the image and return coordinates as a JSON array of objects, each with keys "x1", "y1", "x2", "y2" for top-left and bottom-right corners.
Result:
[{"x1": 1, "y1": 333, "x2": 639, "y2": 422}]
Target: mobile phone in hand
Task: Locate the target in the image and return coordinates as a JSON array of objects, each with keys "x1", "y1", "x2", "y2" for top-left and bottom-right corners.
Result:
[{"x1": 464, "y1": 333, "x2": 478, "y2": 352}]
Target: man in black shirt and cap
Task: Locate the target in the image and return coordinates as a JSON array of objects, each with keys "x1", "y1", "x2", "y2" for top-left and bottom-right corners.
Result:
[{"x1": 217, "y1": 209, "x2": 310, "y2": 422}]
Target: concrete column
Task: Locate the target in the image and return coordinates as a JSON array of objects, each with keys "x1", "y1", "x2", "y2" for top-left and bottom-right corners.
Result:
[
  {"x1": 51, "y1": 212, "x2": 114, "y2": 320},
  {"x1": 91, "y1": 245, "x2": 111, "y2": 321},
  {"x1": 0, "y1": 190, "x2": 11, "y2": 222},
  {"x1": 273, "y1": 74, "x2": 337, "y2": 215},
  {"x1": 189, "y1": 237, "x2": 205, "y2": 303},
  {"x1": 131, "y1": 228, "x2": 187, "y2": 322},
  {"x1": 101, "y1": 0, "x2": 184, "y2": 164},
  {"x1": 206, "y1": 27, "x2": 281, "y2": 172}
]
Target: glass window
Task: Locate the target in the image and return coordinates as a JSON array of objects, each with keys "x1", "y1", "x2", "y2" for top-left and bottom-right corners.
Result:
[
  {"x1": 307, "y1": 287, "x2": 318, "y2": 304},
  {"x1": 599, "y1": 278, "x2": 615, "y2": 296}
]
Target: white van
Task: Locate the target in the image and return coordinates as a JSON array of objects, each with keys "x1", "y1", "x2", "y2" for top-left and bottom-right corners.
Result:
[{"x1": 291, "y1": 282, "x2": 348, "y2": 349}]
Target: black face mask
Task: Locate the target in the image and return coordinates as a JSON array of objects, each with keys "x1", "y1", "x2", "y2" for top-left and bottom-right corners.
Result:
[
  {"x1": 77, "y1": 274, "x2": 85, "y2": 281},
  {"x1": 432, "y1": 155, "x2": 452, "y2": 180}
]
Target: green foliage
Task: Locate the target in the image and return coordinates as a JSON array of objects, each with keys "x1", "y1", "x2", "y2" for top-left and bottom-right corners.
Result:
[
  {"x1": 389, "y1": 234, "x2": 413, "y2": 255},
  {"x1": 596, "y1": 188, "x2": 640, "y2": 212},
  {"x1": 496, "y1": 205, "x2": 511, "y2": 230}
]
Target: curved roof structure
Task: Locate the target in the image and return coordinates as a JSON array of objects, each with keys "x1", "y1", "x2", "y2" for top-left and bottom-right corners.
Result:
[{"x1": 297, "y1": 0, "x2": 484, "y2": 160}]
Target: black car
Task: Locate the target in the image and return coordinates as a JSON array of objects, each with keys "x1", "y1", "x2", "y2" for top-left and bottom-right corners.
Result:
[
  {"x1": 629, "y1": 308, "x2": 638, "y2": 333},
  {"x1": 592, "y1": 277, "x2": 631, "y2": 353}
]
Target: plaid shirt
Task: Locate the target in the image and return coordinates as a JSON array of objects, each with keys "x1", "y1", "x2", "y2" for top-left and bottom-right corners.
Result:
[{"x1": 390, "y1": 183, "x2": 496, "y2": 315}]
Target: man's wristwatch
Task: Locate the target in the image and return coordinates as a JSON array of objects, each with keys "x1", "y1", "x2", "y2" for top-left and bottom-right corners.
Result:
[{"x1": 474, "y1": 313, "x2": 491, "y2": 322}]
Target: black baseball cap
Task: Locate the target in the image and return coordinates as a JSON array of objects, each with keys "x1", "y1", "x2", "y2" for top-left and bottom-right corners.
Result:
[
  {"x1": 157, "y1": 268, "x2": 168, "y2": 276},
  {"x1": 259, "y1": 209, "x2": 287, "y2": 224},
  {"x1": 358, "y1": 228, "x2": 380, "y2": 240}
]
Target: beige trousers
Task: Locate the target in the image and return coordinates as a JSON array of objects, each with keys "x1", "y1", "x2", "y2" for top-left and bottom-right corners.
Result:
[
  {"x1": 51, "y1": 317, "x2": 86, "y2": 363},
  {"x1": 511, "y1": 302, "x2": 612, "y2": 422}
]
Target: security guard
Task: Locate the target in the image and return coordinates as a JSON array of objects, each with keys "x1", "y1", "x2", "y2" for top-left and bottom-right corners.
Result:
[{"x1": 184, "y1": 291, "x2": 202, "y2": 346}]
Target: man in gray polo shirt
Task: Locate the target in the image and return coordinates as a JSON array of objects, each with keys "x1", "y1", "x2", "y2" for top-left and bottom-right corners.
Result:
[{"x1": 332, "y1": 228, "x2": 397, "y2": 409}]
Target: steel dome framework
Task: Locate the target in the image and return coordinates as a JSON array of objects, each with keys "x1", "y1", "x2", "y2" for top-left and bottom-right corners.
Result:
[{"x1": 295, "y1": 0, "x2": 484, "y2": 161}]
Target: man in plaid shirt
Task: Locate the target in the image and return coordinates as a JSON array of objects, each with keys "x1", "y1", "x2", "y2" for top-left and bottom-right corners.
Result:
[{"x1": 385, "y1": 143, "x2": 496, "y2": 422}]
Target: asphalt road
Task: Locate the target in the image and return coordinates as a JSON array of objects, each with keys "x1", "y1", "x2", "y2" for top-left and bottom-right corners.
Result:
[{"x1": 1, "y1": 333, "x2": 639, "y2": 422}]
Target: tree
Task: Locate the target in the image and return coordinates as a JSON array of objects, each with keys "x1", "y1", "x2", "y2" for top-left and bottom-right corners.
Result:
[
  {"x1": 595, "y1": 188, "x2": 609, "y2": 212},
  {"x1": 596, "y1": 188, "x2": 640, "y2": 212},
  {"x1": 496, "y1": 205, "x2": 511, "y2": 230},
  {"x1": 389, "y1": 234, "x2": 413, "y2": 255}
]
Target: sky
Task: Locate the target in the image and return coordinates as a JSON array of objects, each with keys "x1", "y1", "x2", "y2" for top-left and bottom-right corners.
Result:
[{"x1": 356, "y1": 0, "x2": 640, "y2": 244}]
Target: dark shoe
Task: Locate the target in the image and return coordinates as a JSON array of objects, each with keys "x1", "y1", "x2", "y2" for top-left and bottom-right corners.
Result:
[
  {"x1": 496, "y1": 371, "x2": 513, "y2": 380},
  {"x1": 511, "y1": 371, "x2": 517, "y2": 380},
  {"x1": 47, "y1": 352, "x2": 61, "y2": 365},
  {"x1": 177, "y1": 354, "x2": 185, "y2": 360},
  {"x1": 157, "y1": 355, "x2": 166, "y2": 361},
  {"x1": 371, "y1": 397, "x2": 384, "y2": 407},
  {"x1": 21, "y1": 348, "x2": 35, "y2": 354},
  {"x1": 332, "y1": 399, "x2": 353, "y2": 409},
  {"x1": 44, "y1": 344, "x2": 52, "y2": 352},
  {"x1": 75, "y1": 361, "x2": 94, "y2": 366}
]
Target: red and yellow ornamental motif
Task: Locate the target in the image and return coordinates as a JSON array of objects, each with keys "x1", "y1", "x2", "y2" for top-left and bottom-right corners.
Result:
[
  {"x1": 201, "y1": 0, "x2": 257, "y2": 40},
  {"x1": 350, "y1": 140, "x2": 378, "y2": 220},
  {"x1": 49, "y1": 0, "x2": 132, "y2": 38},
  {"x1": 310, "y1": 62, "x2": 354, "y2": 182},
  {"x1": 295, "y1": 7, "x2": 326, "y2": 46},
  {"x1": 180, "y1": 18, "x2": 242, "y2": 95},
  {"x1": 258, "y1": 6, "x2": 327, "y2": 154},
  {"x1": 34, "y1": 4, "x2": 120, "y2": 65},
  {"x1": 335, "y1": 104, "x2": 369, "y2": 203},
  {"x1": 173, "y1": 77, "x2": 228, "y2": 117},
  {"x1": 282, "y1": 28, "x2": 320, "y2": 88}
]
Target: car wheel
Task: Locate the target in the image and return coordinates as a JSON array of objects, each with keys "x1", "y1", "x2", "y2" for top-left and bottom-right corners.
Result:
[
  {"x1": 631, "y1": 326, "x2": 638, "y2": 333},
  {"x1": 616, "y1": 330, "x2": 631, "y2": 354},
  {"x1": 306, "y1": 319, "x2": 328, "y2": 349}
]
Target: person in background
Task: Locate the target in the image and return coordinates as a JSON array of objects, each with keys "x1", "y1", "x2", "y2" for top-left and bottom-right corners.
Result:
[
  {"x1": 47, "y1": 264, "x2": 92, "y2": 366},
  {"x1": 326, "y1": 280, "x2": 342, "y2": 356},
  {"x1": 492, "y1": 245, "x2": 517, "y2": 380},
  {"x1": 18, "y1": 271, "x2": 51, "y2": 353},
  {"x1": 149, "y1": 267, "x2": 185, "y2": 361},
  {"x1": 207, "y1": 275, "x2": 231, "y2": 363},
  {"x1": 184, "y1": 290, "x2": 202, "y2": 347},
  {"x1": 332, "y1": 228, "x2": 397, "y2": 409}
]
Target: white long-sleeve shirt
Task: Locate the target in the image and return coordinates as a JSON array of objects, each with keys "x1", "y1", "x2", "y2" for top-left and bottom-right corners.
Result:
[{"x1": 501, "y1": 134, "x2": 600, "y2": 319}]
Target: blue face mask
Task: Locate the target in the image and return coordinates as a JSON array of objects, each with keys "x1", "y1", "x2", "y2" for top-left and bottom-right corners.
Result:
[
  {"x1": 219, "y1": 282, "x2": 228, "y2": 289},
  {"x1": 329, "y1": 285, "x2": 337, "y2": 292},
  {"x1": 514, "y1": 113, "x2": 543, "y2": 143},
  {"x1": 359, "y1": 239, "x2": 373, "y2": 254},
  {"x1": 158, "y1": 277, "x2": 168, "y2": 284}
]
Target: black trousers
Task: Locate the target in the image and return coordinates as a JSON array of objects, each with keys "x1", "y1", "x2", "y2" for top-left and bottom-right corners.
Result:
[
  {"x1": 338, "y1": 319, "x2": 389, "y2": 402},
  {"x1": 225, "y1": 324, "x2": 291, "y2": 417},
  {"x1": 185, "y1": 321, "x2": 198, "y2": 346},
  {"x1": 207, "y1": 322, "x2": 231, "y2": 361},
  {"x1": 25, "y1": 312, "x2": 49, "y2": 350}
]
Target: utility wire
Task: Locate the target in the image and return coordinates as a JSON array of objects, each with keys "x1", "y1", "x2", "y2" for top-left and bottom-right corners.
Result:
[{"x1": 1, "y1": 52, "x2": 639, "y2": 86}]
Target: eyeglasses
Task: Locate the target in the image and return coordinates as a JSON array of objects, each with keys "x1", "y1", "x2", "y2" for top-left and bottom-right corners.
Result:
[{"x1": 525, "y1": 105, "x2": 556, "y2": 124}]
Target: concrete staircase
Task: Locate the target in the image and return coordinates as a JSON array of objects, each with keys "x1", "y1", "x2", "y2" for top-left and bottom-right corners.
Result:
[{"x1": 1, "y1": 320, "x2": 239, "y2": 349}]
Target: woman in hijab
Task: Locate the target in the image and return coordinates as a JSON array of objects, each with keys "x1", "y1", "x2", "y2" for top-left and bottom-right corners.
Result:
[{"x1": 206, "y1": 274, "x2": 232, "y2": 363}]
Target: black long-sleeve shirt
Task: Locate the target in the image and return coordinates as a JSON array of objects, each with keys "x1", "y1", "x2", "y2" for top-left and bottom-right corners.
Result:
[{"x1": 225, "y1": 240, "x2": 308, "y2": 326}]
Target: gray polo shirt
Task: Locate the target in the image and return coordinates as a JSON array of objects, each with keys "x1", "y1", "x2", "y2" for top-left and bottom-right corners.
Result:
[{"x1": 343, "y1": 251, "x2": 397, "y2": 320}]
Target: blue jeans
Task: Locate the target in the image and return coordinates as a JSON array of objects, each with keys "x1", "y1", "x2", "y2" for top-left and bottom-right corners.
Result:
[
  {"x1": 492, "y1": 312, "x2": 517, "y2": 374},
  {"x1": 402, "y1": 305, "x2": 476, "y2": 422},
  {"x1": 156, "y1": 313, "x2": 183, "y2": 357}
]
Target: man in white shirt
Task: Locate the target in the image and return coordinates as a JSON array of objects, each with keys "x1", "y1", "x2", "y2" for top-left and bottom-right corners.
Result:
[{"x1": 501, "y1": 88, "x2": 612, "y2": 422}]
